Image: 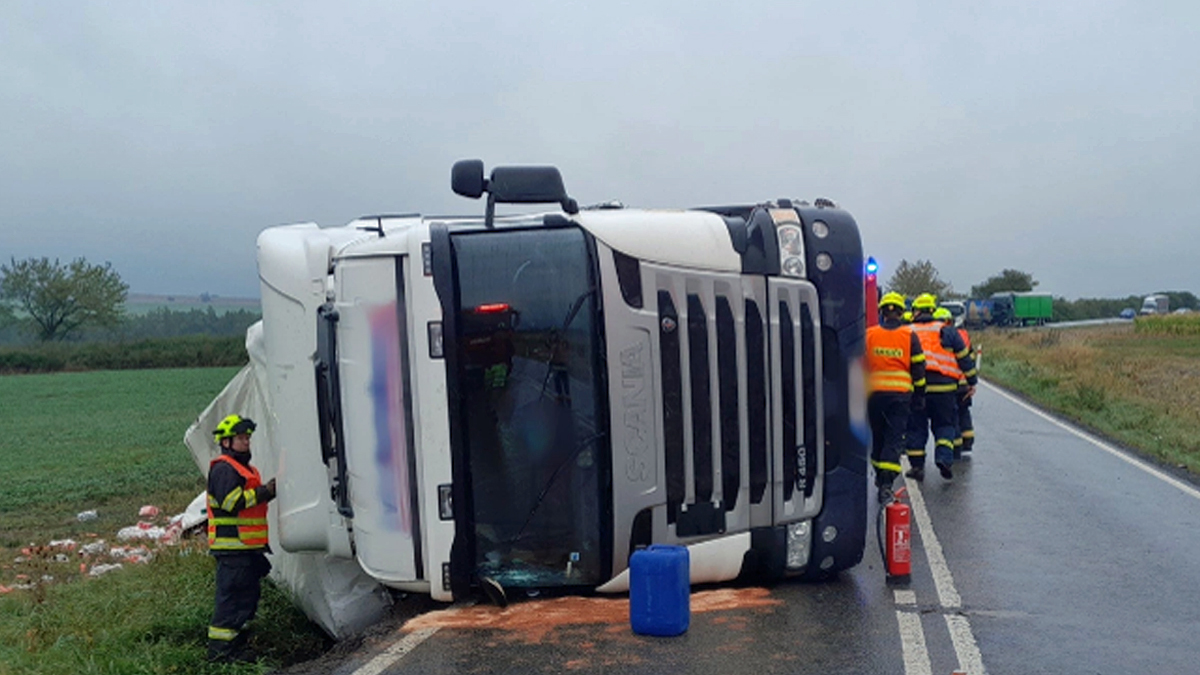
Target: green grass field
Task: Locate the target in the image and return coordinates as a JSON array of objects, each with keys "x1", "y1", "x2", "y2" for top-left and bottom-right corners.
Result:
[
  {"x1": 0, "y1": 368, "x2": 329, "y2": 674},
  {"x1": 979, "y1": 318, "x2": 1200, "y2": 474}
]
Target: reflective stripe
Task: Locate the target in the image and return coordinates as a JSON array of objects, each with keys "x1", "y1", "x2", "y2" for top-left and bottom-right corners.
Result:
[
  {"x1": 221, "y1": 486, "x2": 243, "y2": 513},
  {"x1": 937, "y1": 439, "x2": 955, "y2": 448},
  {"x1": 871, "y1": 459, "x2": 903, "y2": 473},
  {"x1": 954, "y1": 438, "x2": 963, "y2": 446},
  {"x1": 913, "y1": 323, "x2": 963, "y2": 379},
  {"x1": 869, "y1": 369, "x2": 914, "y2": 392},
  {"x1": 913, "y1": 378, "x2": 926, "y2": 388},
  {"x1": 209, "y1": 626, "x2": 238, "y2": 641},
  {"x1": 907, "y1": 449, "x2": 926, "y2": 457},
  {"x1": 962, "y1": 430, "x2": 975, "y2": 438},
  {"x1": 911, "y1": 353, "x2": 926, "y2": 363},
  {"x1": 244, "y1": 488, "x2": 258, "y2": 509},
  {"x1": 927, "y1": 383, "x2": 958, "y2": 393},
  {"x1": 209, "y1": 537, "x2": 263, "y2": 550},
  {"x1": 209, "y1": 517, "x2": 268, "y2": 526},
  {"x1": 956, "y1": 347, "x2": 971, "y2": 358}
]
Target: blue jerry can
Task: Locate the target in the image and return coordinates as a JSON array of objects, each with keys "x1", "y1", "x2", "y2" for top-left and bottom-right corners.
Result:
[{"x1": 629, "y1": 544, "x2": 690, "y2": 636}]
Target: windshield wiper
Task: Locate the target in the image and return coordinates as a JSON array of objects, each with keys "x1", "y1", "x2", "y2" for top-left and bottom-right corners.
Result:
[
  {"x1": 507, "y1": 429, "x2": 607, "y2": 547},
  {"x1": 539, "y1": 286, "x2": 596, "y2": 401}
]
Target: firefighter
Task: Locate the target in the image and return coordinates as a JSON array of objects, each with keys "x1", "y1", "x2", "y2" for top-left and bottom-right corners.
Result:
[
  {"x1": 904, "y1": 295, "x2": 976, "y2": 480},
  {"x1": 933, "y1": 307, "x2": 967, "y2": 459},
  {"x1": 866, "y1": 292, "x2": 926, "y2": 503},
  {"x1": 954, "y1": 312, "x2": 976, "y2": 455},
  {"x1": 206, "y1": 414, "x2": 276, "y2": 663}
]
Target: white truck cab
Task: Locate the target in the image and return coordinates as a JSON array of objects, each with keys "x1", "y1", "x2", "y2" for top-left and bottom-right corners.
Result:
[{"x1": 256, "y1": 161, "x2": 871, "y2": 602}]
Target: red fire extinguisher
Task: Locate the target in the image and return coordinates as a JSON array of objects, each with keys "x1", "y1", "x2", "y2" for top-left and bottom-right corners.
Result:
[{"x1": 885, "y1": 487, "x2": 911, "y2": 581}]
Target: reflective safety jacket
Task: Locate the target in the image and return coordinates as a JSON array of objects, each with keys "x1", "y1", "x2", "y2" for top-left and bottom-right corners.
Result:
[
  {"x1": 912, "y1": 319, "x2": 977, "y2": 392},
  {"x1": 865, "y1": 321, "x2": 926, "y2": 394},
  {"x1": 207, "y1": 453, "x2": 271, "y2": 552}
]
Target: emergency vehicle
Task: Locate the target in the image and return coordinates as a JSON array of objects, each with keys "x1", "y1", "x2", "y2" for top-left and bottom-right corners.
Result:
[{"x1": 258, "y1": 161, "x2": 871, "y2": 602}]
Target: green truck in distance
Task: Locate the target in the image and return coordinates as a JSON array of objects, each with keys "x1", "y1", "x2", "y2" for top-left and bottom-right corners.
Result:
[{"x1": 990, "y1": 292, "x2": 1053, "y2": 326}]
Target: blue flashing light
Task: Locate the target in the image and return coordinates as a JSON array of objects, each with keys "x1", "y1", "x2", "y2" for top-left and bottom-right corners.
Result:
[{"x1": 865, "y1": 257, "x2": 878, "y2": 274}]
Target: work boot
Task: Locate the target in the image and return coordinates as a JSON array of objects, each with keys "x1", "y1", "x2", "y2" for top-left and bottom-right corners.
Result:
[
  {"x1": 904, "y1": 467, "x2": 924, "y2": 481},
  {"x1": 936, "y1": 462, "x2": 953, "y2": 479},
  {"x1": 877, "y1": 485, "x2": 894, "y2": 504}
]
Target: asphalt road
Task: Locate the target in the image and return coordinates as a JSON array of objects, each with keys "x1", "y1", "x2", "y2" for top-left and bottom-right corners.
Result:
[{"x1": 281, "y1": 381, "x2": 1200, "y2": 675}]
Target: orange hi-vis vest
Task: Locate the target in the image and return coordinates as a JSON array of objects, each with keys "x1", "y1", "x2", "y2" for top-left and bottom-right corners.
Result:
[
  {"x1": 865, "y1": 324, "x2": 915, "y2": 393},
  {"x1": 207, "y1": 455, "x2": 269, "y2": 551},
  {"x1": 913, "y1": 322, "x2": 963, "y2": 380}
]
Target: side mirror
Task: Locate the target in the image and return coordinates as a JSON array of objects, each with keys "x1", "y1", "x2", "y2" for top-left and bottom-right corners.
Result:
[
  {"x1": 451, "y1": 159, "x2": 486, "y2": 199},
  {"x1": 488, "y1": 166, "x2": 575, "y2": 212}
]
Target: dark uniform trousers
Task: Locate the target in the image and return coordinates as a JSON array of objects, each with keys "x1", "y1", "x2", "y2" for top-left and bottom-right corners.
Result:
[
  {"x1": 958, "y1": 391, "x2": 974, "y2": 453},
  {"x1": 906, "y1": 391, "x2": 958, "y2": 469},
  {"x1": 208, "y1": 552, "x2": 272, "y2": 659},
  {"x1": 869, "y1": 391, "x2": 911, "y2": 486}
]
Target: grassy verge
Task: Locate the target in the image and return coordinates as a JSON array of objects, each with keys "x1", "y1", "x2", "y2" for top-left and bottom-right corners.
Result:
[
  {"x1": 977, "y1": 318, "x2": 1200, "y2": 475},
  {"x1": 0, "y1": 369, "x2": 329, "y2": 674}
]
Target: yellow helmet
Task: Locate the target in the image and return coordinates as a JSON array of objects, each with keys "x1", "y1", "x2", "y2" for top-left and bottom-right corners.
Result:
[
  {"x1": 213, "y1": 414, "x2": 257, "y2": 443},
  {"x1": 912, "y1": 293, "x2": 937, "y2": 311},
  {"x1": 933, "y1": 307, "x2": 952, "y2": 321},
  {"x1": 902, "y1": 311, "x2": 913, "y2": 323},
  {"x1": 879, "y1": 291, "x2": 906, "y2": 310}
]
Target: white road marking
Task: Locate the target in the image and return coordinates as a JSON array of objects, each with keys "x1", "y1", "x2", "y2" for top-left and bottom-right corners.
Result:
[
  {"x1": 351, "y1": 626, "x2": 440, "y2": 675},
  {"x1": 945, "y1": 614, "x2": 987, "y2": 675},
  {"x1": 901, "y1": 459, "x2": 961, "y2": 609},
  {"x1": 981, "y1": 380, "x2": 1200, "y2": 502},
  {"x1": 896, "y1": 610, "x2": 933, "y2": 675},
  {"x1": 893, "y1": 589, "x2": 917, "y2": 606},
  {"x1": 899, "y1": 456, "x2": 989, "y2": 675}
]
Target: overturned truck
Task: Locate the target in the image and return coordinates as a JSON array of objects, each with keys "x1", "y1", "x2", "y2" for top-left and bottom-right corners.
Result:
[{"x1": 191, "y1": 161, "x2": 871, "y2": 618}]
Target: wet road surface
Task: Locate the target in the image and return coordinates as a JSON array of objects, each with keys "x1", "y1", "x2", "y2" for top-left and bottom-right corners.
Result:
[{"x1": 282, "y1": 381, "x2": 1200, "y2": 675}]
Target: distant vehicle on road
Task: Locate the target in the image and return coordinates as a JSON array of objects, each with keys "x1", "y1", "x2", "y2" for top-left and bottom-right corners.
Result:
[
  {"x1": 940, "y1": 300, "x2": 966, "y2": 327},
  {"x1": 1119, "y1": 308, "x2": 1136, "y2": 320},
  {"x1": 1140, "y1": 294, "x2": 1170, "y2": 315},
  {"x1": 991, "y1": 292, "x2": 1053, "y2": 326},
  {"x1": 1172, "y1": 307, "x2": 1193, "y2": 315}
]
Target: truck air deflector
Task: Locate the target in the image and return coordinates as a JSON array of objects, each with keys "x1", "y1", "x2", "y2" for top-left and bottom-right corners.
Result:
[
  {"x1": 429, "y1": 222, "x2": 475, "y2": 599},
  {"x1": 614, "y1": 250, "x2": 643, "y2": 309}
]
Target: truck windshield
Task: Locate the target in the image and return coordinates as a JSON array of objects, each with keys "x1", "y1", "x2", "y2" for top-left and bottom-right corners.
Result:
[{"x1": 451, "y1": 227, "x2": 608, "y2": 589}]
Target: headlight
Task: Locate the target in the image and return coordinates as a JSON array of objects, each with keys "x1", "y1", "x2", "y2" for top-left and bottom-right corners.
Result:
[
  {"x1": 777, "y1": 224, "x2": 806, "y2": 278},
  {"x1": 782, "y1": 255, "x2": 805, "y2": 277},
  {"x1": 778, "y1": 225, "x2": 803, "y2": 255},
  {"x1": 786, "y1": 520, "x2": 812, "y2": 570}
]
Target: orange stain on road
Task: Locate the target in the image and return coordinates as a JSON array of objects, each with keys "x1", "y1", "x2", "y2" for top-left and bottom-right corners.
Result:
[{"x1": 402, "y1": 587, "x2": 780, "y2": 644}]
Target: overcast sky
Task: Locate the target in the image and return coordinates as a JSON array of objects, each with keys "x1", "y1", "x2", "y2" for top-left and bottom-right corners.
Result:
[{"x1": 2, "y1": 1, "x2": 1196, "y2": 300}]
